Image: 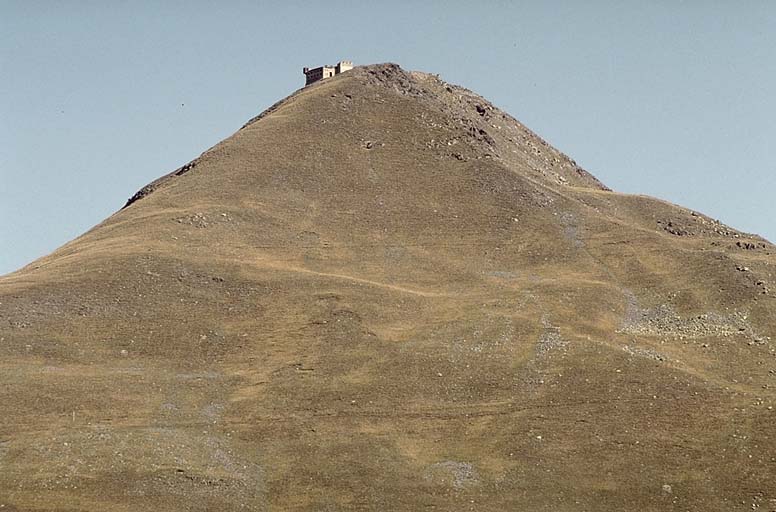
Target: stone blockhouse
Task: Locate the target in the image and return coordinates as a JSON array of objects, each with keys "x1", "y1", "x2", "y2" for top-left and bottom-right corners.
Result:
[{"x1": 303, "y1": 60, "x2": 353, "y2": 86}]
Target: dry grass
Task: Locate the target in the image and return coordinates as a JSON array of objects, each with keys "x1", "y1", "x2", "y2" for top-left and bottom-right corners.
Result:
[{"x1": 1, "y1": 64, "x2": 774, "y2": 511}]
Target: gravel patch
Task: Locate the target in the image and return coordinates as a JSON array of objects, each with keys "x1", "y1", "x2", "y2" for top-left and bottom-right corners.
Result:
[{"x1": 425, "y1": 460, "x2": 479, "y2": 489}]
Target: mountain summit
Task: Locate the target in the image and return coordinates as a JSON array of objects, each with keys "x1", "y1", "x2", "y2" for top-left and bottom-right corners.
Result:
[{"x1": 1, "y1": 64, "x2": 774, "y2": 511}]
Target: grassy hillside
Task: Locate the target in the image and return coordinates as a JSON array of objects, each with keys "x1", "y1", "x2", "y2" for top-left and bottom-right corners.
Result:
[{"x1": 1, "y1": 64, "x2": 774, "y2": 511}]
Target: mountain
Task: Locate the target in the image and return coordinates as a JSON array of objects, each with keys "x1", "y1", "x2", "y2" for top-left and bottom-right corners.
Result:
[{"x1": 1, "y1": 63, "x2": 774, "y2": 511}]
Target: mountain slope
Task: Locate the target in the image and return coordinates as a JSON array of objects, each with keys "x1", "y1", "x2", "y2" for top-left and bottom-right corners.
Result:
[{"x1": 1, "y1": 63, "x2": 775, "y2": 511}]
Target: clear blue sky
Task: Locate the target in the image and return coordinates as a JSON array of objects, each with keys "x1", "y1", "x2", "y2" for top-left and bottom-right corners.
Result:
[{"x1": 2, "y1": 1, "x2": 774, "y2": 275}]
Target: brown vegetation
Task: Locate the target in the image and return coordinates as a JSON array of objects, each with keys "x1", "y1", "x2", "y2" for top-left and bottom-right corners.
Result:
[{"x1": 1, "y1": 64, "x2": 774, "y2": 511}]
